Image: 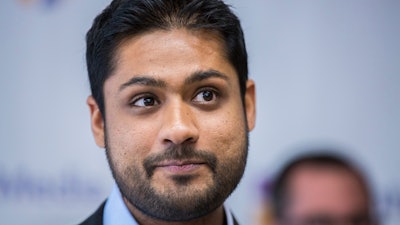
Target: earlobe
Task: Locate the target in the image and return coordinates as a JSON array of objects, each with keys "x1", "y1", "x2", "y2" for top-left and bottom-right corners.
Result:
[
  {"x1": 244, "y1": 80, "x2": 256, "y2": 131},
  {"x1": 87, "y1": 96, "x2": 106, "y2": 148}
]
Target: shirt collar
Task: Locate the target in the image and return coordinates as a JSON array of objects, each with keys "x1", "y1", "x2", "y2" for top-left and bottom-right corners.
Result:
[
  {"x1": 103, "y1": 184, "x2": 138, "y2": 225},
  {"x1": 103, "y1": 184, "x2": 236, "y2": 225}
]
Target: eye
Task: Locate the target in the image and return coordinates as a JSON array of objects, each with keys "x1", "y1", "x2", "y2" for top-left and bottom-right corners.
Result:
[
  {"x1": 130, "y1": 95, "x2": 159, "y2": 107},
  {"x1": 193, "y1": 89, "x2": 218, "y2": 103}
]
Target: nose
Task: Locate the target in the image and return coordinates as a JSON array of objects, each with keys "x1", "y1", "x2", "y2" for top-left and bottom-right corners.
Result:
[{"x1": 158, "y1": 100, "x2": 199, "y2": 146}]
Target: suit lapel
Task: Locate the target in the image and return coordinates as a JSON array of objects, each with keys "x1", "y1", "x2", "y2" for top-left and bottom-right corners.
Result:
[
  {"x1": 78, "y1": 201, "x2": 106, "y2": 225},
  {"x1": 232, "y1": 213, "x2": 240, "y2": 225}
]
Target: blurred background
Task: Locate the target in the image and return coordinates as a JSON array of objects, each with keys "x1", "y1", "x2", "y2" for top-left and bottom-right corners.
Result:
[{"x1": 0, "y1": 0, "x2": 399, "y2": 224}]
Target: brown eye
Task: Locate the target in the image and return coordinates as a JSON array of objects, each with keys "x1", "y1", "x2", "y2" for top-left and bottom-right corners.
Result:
[
  {"x1": 202, "y1": 90, "x2": 214, "y2": 101},
  {"x1": 142, "y1": 97, "x2": 155, "y2": 106},
  {"x1": 193, "y1": 89, "x2": 218, "y2": 103},
  {"x1": 131, "y1": 95, "x2": 158, "y2": 107}
]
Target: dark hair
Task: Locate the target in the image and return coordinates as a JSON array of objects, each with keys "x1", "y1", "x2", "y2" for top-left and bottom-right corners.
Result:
[
  {"x1": 269, "y1": 153, "x2": 372, "y2": 220},
  {"x1": 86, "y1": 0, "x2": 248, "y2": 115}
]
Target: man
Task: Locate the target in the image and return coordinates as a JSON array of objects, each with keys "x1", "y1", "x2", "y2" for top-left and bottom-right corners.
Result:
[
  {"x1": 264, "y1": 153, "x2": 378, "y2": 225},
  {"x1": 80, "y1": 0, "x2": 256, "y2": 225}
]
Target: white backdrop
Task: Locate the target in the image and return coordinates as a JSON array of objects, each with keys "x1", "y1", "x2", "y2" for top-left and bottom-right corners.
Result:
[{"x1": 1, "y1": 1, "x2": 399, "y2": 225}]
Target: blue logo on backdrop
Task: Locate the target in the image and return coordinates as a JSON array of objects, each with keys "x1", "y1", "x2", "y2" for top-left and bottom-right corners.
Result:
[{"x1": 0, "y1": 167, "x2": 105, "y2": 203}]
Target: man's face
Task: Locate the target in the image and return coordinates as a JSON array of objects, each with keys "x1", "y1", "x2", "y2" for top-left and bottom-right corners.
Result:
[
  {"x1": 282, "y1": 166, "x2": 372, "y2": 225},
  {"x1": 88, "y1": 29, "x2": 255, "y2": 221}
]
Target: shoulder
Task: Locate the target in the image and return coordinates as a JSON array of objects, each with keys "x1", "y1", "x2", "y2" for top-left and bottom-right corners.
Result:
[{"x1": 78, "y1": 201, "x2": 106, "y2": 225}]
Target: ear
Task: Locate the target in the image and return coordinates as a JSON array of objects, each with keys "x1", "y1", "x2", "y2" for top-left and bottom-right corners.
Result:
[
  {"x1": 244, "y1": 79, "x2": 256, "y2": 131},
  {"x1": 87, "y1": 96, "x2": 106, "y2": 148}
]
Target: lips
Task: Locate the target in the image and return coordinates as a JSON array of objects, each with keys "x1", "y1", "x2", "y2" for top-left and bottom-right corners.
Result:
[
  {"x1": 155, "y1": 160, "x2": 206, "y2": 173},
  {"x1": 143, "y1": 147, "x2": 218, "y2": 177}
]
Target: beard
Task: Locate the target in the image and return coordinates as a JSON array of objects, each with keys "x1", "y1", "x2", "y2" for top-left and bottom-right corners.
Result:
[{"x1": 105, "y1": 133, "x2": 248, "y2": 222}]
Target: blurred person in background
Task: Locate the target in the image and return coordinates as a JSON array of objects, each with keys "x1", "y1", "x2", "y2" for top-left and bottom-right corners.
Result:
[{"x1": 261, "y1": 152, "x2": 378, "y2": 225}]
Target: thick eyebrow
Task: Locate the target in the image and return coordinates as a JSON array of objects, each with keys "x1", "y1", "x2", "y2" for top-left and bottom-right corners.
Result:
[
  {"x1": 184, "y1": 69, "x2": 229, "y2": 85},
  {"x1": 119, "y1": 76, "x2": 167, "y2": 92},
  {"x1": 119, "y1": 69, "x2": 229, "y2": 92}
]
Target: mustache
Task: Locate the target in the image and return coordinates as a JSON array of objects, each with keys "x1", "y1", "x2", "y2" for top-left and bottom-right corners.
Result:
[{"x1": 143, "y1": 145, "x2": 217, "y2": 177}]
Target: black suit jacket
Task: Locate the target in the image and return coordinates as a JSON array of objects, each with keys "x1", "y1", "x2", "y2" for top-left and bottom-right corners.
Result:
[
  {"x1": 79, "y1": 202, "x2": 106, "y2": 225},
  {"x1": 78, "y1": 202, "x2": 239, "y2": 225}
]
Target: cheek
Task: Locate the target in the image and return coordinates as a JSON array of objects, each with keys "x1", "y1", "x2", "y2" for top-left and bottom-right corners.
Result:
[
  {"x1": 201, "y1": 110, "x2": 247, "y2": 155},
  {"x1": 105, "y1": 116, "x2": 155, "y2": 165}
]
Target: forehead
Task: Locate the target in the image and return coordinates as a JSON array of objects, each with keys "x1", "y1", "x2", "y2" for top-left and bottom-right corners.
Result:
[{"x1": 119, "y1": 28, "x2": 224, "y2": 55}]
